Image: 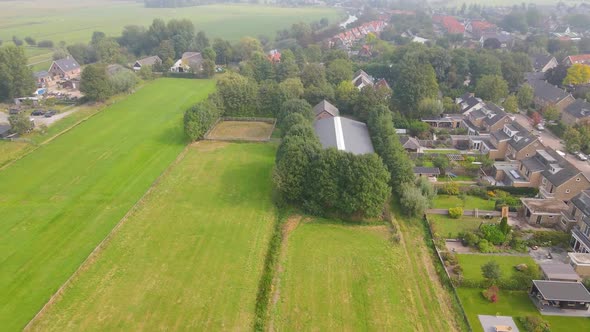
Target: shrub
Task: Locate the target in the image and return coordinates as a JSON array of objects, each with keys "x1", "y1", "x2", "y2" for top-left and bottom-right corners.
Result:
[
  {"x1": 480, "y1": 224, "x2": 506, "y2": 245},
  {"x1": 478, "y1": 239, "x2": 495, "y2": 253},
  {"x1": 468, "y1": 186, "x2": 488, "y2": 199},
  {"x1": 482, "y1": 285, "x2": 499, "y2": 303},
  {"x1": 482, "y1": 261, "x2": 502, "y2": 282},
  {"x1": 183, "y1": 101, "x2": 221, "y2": 141},
  {"x1": 461, "y1": 231, "x2": 480, "y2": 247},
  {"x1": 499, "y1": 217, "x2": 510, "y2": 235},
  {"x1": 486, "y1": 186, "x2": 538, "y2": 197},
  {"x1": 441, "y1": 182, "x2": 460, "y2": 195},
  {"x1": 518, "y1": 315, "x2": 550, "y2": 332},
  {"x1": 510, "y1": 236, "x2": 528, "y2": 252},
  {"x1": 37, "y1": 40, "x2": 54, "y2": 48},
  {"x1": 448, "y1": 207, "x2": 463, "y2": 219},
  {"x1": 527, "y1": 231, "x2": 570, "y2": 247}
]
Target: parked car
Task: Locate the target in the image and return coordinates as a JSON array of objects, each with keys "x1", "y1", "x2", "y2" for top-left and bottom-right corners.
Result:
[
  {"x1": 44, "y1": 110, "x2": 57, "y2": 118},
  {"x1": 577, "y1": 153, "x2": 588, "y2": 161},
  {"x1": 31, "y1": 110, "x2": 45, "y2": 116},
  {"x1": 536, "y1": 123, "x2": 545, "y2": 131}
]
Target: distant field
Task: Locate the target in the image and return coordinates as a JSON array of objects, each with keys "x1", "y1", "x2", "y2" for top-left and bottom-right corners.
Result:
[
  {"x1": 28, "y1": 142, "x2": 276, "y2": 331},
  {"x1": 0, "y1": 78, "x2": 215, "y2": 330},
  {"x1": 433, "y1": 0, "x2": 585, "y2": 6},
  {"x1": 207, "y1": 120, "x2": 275, "y2": 141},
  {"x1": 0, "y1": 2, "x2": 344, "y2": 45},
  {"x1": 272, "y1": 218, "x2": 460, "y2": 330}
]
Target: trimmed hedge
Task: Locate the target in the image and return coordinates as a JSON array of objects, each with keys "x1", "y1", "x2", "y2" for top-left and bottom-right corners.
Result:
[{"x1": 486, "y1": 186, "x2": 538, "y2": 197}]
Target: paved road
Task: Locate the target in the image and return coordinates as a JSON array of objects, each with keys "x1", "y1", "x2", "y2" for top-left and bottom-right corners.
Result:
[
  {"x1": 31, "y1": 108, "x2": 79, "y2": 127},
  {"x1": 514, "y1": 113, "x2": 590, "y2": 174}
]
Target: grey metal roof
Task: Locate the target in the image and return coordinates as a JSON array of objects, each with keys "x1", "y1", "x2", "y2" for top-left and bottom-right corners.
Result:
[
  {"x1": 53, "y1": 57, "x2": 80, "y2": 71},
  {"x1": 313, "y1": 100, "x2": 339, "y2": 117},
  {"x1": 531, "y1": 54, "x2": 555, "y2": 71},
  {"x1": 491, "y1": 129, "x2": 510, "y2": 141},
  {"x1": 537, "y1": 148, "x2": 583, "y2": 187},
  {"x1": 571, "y1": 190, "x2": 590, "y2": 217},
  {"x1": 521, "y1": 156, "x2": 545, "y2": 172},
  {"x1": 509, "y1": 134, "x2": 538, "y2": 152},
  {"x1": 532, "y1": 280, "x2": 590, "y2": 302},
  {"x1": 563, "y1": 99, "x2": 590, "y2": 120},
  {"x1": 135, "y1": 55, "x2": 161, "y2": 67},
  {"x1": 399, "y1": 136, "x2": 421, "y2": 150},
  {"x1": 540, "y1": 263, "x2": 580, "y2": 281},
  {"x1": 525, "y1": 71, "x2": 545, "y2": 82},
  {"x1": 528, "y1": 79, "x2": 570, "y2": 104},
  {"x1": 33, "y1": 70, "x2": 50, "y2": 78},
  {"x1": 413, "y1": 167, "x2": 440, "y2": 175},
  {"x1": 314, "y1": 117, "x2": 374, "y2": 155}
]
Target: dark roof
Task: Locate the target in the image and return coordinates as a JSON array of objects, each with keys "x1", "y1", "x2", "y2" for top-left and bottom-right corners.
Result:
[
  {"x1": 413, "y1": 167, "x2": 440, "y2": 175},
  {"x1": 314, "y1": 117, "x2": 374, "y2": 155},
  {"x1": 470, "y1": 109, "x2": 486, "y2": 119},
  {"x1": 53, "y1": 57, "x2": 80, "y2": 72},
  {"x1": 491, "y1": 129, "x2": 510, "y2": 141},
  {"x1": 521, "y1": 155, "x2": 545, "y2": 172},
  {"x1": 399, "y1": 136, "x2": 421, "y2": 150},
  {"x1": 507, "y1": 123, "x2": 538, "y2": 151},
  {"x1": 135, "y1": 55, "x2": 161, "y2": 67},
  {"x1": 483, "y1": 108, "x2": 508, "y2": 126},
  {"x1": 540, "y1": 263, "x2": 580, "y2": 281},
  {"x1": 538, "y1": 149, "x2": 583, "y2": 187},
  {"x1": 531, "y1": 54, "x2": 555, "y2": 71},
  {"x1": 521, "y1": 198, "x2": 568, "y2": 214},
  {"x1": 33, "y1": 70, "x2": 50, "y2": 78},
  {"x1": 182, "y1": 52, "x2": 203, "y2": 68},
  {"x1": 563, "y1": 99, "x2": 590, "y2": 120},
  {"x1": 532, "y1": 280, "x2": 590, "y2": 302},
  {"x1": 528, "y1": 79, "x2": 570, "y2": 104},
  {"x1": 313, "y1": 100, "x2": 340, "y2": 117},
  {"x1": 458, "y1": 96, "x2": 483, "y2": 113},
  {"x1": 571, "y1": 190, "x2": 590, "y2": 217},
  {"x1": 525, "y1": 71, "x2": 546, "y2": 82}
]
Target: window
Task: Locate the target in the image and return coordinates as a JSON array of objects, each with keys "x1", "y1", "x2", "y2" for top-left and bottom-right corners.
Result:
[
  {"x1": 542, "y1": 178, "x2": 547, "y2": 184},
  {"x1": 584, "y1": 225, "x2": 590, "y2": 237},
  {"x1": 566, "y1": 189, "x2": 571, "y2": 194},
  {"x1": 577, "y1": 178, "x2": 581, "y2": 182},
  {"x1": 526, "y1": 153, "x2": 530, "y2": 157}
]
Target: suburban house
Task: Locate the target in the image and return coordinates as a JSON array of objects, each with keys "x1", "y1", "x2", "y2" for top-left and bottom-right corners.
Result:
[
  {"x1": 33, "y1": 71, "x2": 53, "y2": 87},
  {"x1": 563, "y1": 54, "x2": 590, "y2": 66},
  {"x1": 374, "y1": 78, "x2": 391, "y2": 92},
  {"x1": 421, "y1": 114, "x2": 463, "y2": 129},
  {"x1": 461, "y1": 103, "x2": 511, "y2": 136},
  {"x1": 479, "y1": 31, "x2": 514, "y2": 48},
  {"x1": 529, "y1": 280, "x2": 590, "y2": 313},
  {"x1": 329, "y1": 20, "x2": 387, "y2": 49},
  {"x1": 478, "y1": 122, "x2": 541, "y2": 160},
  {"x1": 313, "y1": 100, "x2": 340, "y2": 120},
  {"x1": 314, "y1": 116, "x2": 374, "y2": 155},
  {"x1": 564, "y1": 190, "x2": 590, "y2": 253},
  {"x1": 455, "y1": 92, "x2": 484, "y2": 115},
  {"x1": 465, "y1": 20, "x2": 496, "y2": 39},
  {"x1": 539, "y1": 262, "x2": 581, "y2": 282},
  {"x1": 536, "y1": 149, "x2": 590, "y2": 201},
  {"x1": 527, "y1": 78, "x2": 575, "y2": 113},
  {"x1": 561, "y1": 99, "x2": 590, "y2": 126},
  {"x1": 132, "y1": 55, "x2": 161, "y2": 71},
  {"x1": 171, "y1": 52, "x2": 203, "y2": 73},
  {"x1": 568, "y1": 253, "x2": 590, "y2": 276},
  {"x1": 432, "y1": 15, "x2": 465, "y2": 35},
  {"x1": 531, "y1": 54, "x2": 558, "y2": 73},
  {"x1": 48, "y1": 57, "x2": 81, "y2": 79},
  {"x1": 352, "y1": 70, "x2": 374, "y2": 90},
  {"x1": 520, "y1": 198, "x2": 569, "y2": 228}
]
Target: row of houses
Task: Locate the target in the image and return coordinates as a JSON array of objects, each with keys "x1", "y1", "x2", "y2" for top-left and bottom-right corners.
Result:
[{"x1": 329, "y1": 20, "x2": 387, "y2": 49}]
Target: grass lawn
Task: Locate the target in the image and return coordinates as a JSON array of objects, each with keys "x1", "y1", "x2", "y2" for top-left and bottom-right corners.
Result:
[
  {"x1": 207, "y1": 120, "x2": 275, "y2": 141},
  {"x1": 437, "y1": 175, "x2": 476, "y2": 181},
  {"x1": 433, "y1": 194, "x2": 496, "y2": 210},
  {"x1": 423, "y1": 149, "x2": 460, "y2": 154},
  {"x1": 0, "y1": 2, "x2": 344, "y2": 45},
  {"x1": 457, "y1": 288, "x2": 590, "y2": 332},
  {"x1": 457, "y1": 254, "x2": 538, "y2": 283},
  {"x1": 29, "y1": 142, "x2": 276, "y2": 331},
  {"x1": 273, "y1": 216, "x2": 462, "y2": 331},
  {"x1": 0, "y1": 78, "x2": 215, "y2": 330},
  {"x1": 428, "y1": 214, "x2": 485, "y2": 238}
]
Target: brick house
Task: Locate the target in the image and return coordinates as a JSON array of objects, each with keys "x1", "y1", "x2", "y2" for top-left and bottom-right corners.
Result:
[
  {"x1": 537, "y1": 149, "x2": 590, "y2": 201},
  {"x1": 313, "y1": 100, "x2": 340, "y2": 120},
  {"x1": 531, "y1": 54, "x2": 558, "y2": 73},
  {"x1": 48, "y1": 57, "x2": 81, "y2": 79},
  {"x1": 561, "y1": 99, "x2": 590, "y2": 126},
  {"x1": 527, "y1": 78, "x2": 575, "y2": 113},
  {"x1": 561, "y1": 190, "x2": 590, "y2": 252},
  {"x1": 521, "y1": 198, "x2": 569, "y2": 228}
]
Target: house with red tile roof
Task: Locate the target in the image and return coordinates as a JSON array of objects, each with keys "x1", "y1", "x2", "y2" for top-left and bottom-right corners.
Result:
[
  {"x1": 466, "y1": 20, "x2": 496, "y2": 38},
  {"x1": 564, "y1": 54, "x2": 590, "y2": 67},
  {"x1": 267, "y1": 49, "x2": 281, "y2": 63},
  {"x1": 433, "y1": 15, "x2": 465, "y2": 35}
]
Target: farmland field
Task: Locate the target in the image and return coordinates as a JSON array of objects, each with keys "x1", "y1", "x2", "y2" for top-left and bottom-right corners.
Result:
[
  {"x1": 0, "y1": 1, "x2": 344, "y2": 45},
  {"x1": 0, "y1": 78, "x2": 215, "y2": 330},
  {"x1": 207, "y1": 120, "x2": 275, "y2": 141},
  {"x1": 28, "y1": 142, "x2": 277, "y2": 331},
  {"x1": 272, "y1": 217, "x2": 462, "y2": 330}
]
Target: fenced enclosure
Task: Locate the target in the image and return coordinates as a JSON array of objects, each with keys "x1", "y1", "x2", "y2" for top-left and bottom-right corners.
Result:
[{"x1": 205, "y1": 117, "x2": 276, "y2": 142}]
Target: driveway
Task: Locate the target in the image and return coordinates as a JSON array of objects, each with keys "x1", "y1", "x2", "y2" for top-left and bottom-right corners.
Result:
[
  {"x1": 514, "y1": 113, "x2": 590, "y2": 175},
  {"x1": 31, "y1": 108, "x2": 78, "y2": 127}
]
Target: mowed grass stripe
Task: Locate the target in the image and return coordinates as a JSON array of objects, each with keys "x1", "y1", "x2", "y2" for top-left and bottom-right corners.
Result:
[
  {"x1": 28, "y1": 142, "x2": 277, "y2": 331},
  {"x1": 0, "y1": 79, "x2": 215, "y2": 330},
  {"x1": 275, "y1": 220, "x2": 415, "y2": 331}
]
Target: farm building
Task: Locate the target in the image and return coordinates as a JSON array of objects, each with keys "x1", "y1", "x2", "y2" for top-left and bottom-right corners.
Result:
[
  {"x1": 49, "y1": 57, "x2": 81, "y2": 79},
  {"x1": 313, "y1": 100, "x2": 339, "y2": 120},
  {"x1": 171, "y1": 52, "x2": 203, "y2": 73},
  {"x1": 133, "y1": 56, "x2": 162, "y2": 71},
  {"x1": 314, "y1": 116, "x2": 374, "y2": 155}
]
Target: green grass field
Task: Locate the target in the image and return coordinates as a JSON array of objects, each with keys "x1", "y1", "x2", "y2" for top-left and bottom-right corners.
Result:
[
  {"x1": 0, "y1": 2, "x2": 344, "y2": 45},
  {"x1": 457, "y1": 254, "x2": 537, "y2": 283},
  {"x1": 433, "y1": 194, "x2": 496, "y2": 210},
  {"x1": 272, "y1": 218, "x2": 461, "y2": 331},
  {"x1": 28, "y1": 142, "x2": 276, "y2": 331},
  {"x1": 457, "y1": 288, "x2": 590, "y2": 332},
  {"x1": 0, "y1": 78, "x2": 215, "y2": 330},
  {"x1": 428, "y1": 214, "x2": 485, "y2": 238}
]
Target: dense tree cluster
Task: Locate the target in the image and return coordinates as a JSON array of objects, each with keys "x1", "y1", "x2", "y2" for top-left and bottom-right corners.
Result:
[
  {"x1": 80, "y1": 64, "x2": 138, "y2": 101},
  {"x1": 273, "y1": 111, "x2": 391, "y2": 218},
  {"x1": 184, "y1": 99, "x2": 221, "y2": 141},
  {"x1": 0, "y1": 45, "x2": 36, "y2": 101}
]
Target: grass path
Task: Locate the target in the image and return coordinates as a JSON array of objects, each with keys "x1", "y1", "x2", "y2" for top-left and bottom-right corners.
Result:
[
  {"x1": 27, "y1": 142, "x2": 277, "y2": 331},
  {"x1": 0, "y1": 78, "x2": 215, "y2": 330}
]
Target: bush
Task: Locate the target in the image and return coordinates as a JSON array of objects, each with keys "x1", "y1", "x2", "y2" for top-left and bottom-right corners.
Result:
[
  {"x1": 518, "y1": 315, "x2": 550, "y2": 332},
  {"x1": 441, "y1": 182, "x2": 460, "y2": 195},
  {"x1": 461, "y1": 231, "x2": 480, "y2": 247},
  {"x1": 448, "y1": 207, "x2": 463, "y2": 219},
  {"x1": 480, "y1": 224, "x2": 506, "y2": 245},
  {"x1": 486, "y1": 186, "x2": 538, "y2": 197},
  {"x1": 399, "y1": 183, "x2": 430, "y2": 216},
  {"x1": 482, "y1": 285, "x2": 499, "y2": 303},
  {"x1": 183, "y1": 101, "x2": 221, "y2": 141},
  {"x1": 510, "y1": 236, "x2": 528, "y2": 252},
  {"x1": 468, "y1": 186, "x2": 488, "y2": 199},
  {"x1": 478, "y1": 239, "x2": 495, "y2": 253},
  {"x1": 37, "y1": 40, "x2": 54, "y2": 48},
  {"x1": 527, "y1": 231, "x2": 570, "y2": 247}
]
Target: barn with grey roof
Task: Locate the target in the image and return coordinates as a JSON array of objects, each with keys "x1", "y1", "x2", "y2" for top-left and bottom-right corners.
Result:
[{"x1": 314, "y1": 117, "x2": 374, "y2": 155}]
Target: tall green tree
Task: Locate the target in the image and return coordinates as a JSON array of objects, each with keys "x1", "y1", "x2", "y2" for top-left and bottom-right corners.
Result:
[
  {"x1": 8, "y1": 112, "x2": 34, "y2": 134},
  {"x1": 394, "y1": 60, "x2": 438, "y2": 115},
  {"x1": 80, "y1": 64, "x2": 112, "y2": 101},
  {"x1": 326, "y1": 58, "x2": 353, "y2": 85},
  {"x1": 475, "y1": 75, "x2": 509, "y2": 103},
  {"x1": 517, "y1": 83, "x2": 534, "y2": 109},
  {"x1": 216, "y1": 72, "x2": 258, "y2": 116},
  {"x1": 0, "y1": 45, "x2": 36, "y2": 101}
]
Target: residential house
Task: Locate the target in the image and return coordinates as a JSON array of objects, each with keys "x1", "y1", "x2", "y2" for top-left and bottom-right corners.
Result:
[
  {"x1": 313, "y1": 100, "x2": 339, "y2": 120},
  {"x1": 399, "y1": 136, "x2": 421, "y2": 152},
  {"x1": 352, "y1": 70, "x2": 374, "y2": 90},
  {"x1": 422, "y1": 114, "x2": 463, "y2": 129},
  {"x1": 481, "y1": 122, "x2": 541, "y2": 161},
  {"x1": 552, "y1": 26, "x2": 581, "y2": 41},
  {"x1": 537, "y1": 149, "x2": 590, "y2": 201},
  {"x1": 529, "y1": 280, "x2": 590, "y2": 312},
  {"x1": 455, "y1": 92, "x2": 484, "y2": 115},
  {"x1": 465, "y1": 20, "x2": 496, "y2": 39},
  {"x1": 561, "y1": 99, "x2": 590, "y2": 126},
  {"x1": 563, "y1": 190, "x2": 590, "y2": 253},
  {"x1": 329, "y1": 21, "x2": 387, "y2": 49},
  {"x1": 479, "y1": 31, "x2": 514, "y2": 48},
  {"x1": 48, "y1": 57, "x2": 81, "y2": 79},
  {"x1": 267, "y1": 49, "x2": 281, "y2": 63},
  {"x1": 33, "y1": 71, "x2": 53, "y2": 87},
  {"x1": 568, "y1": 253, "x2": 590, "y2": 276},
  {"x1": 527, "y1": 78, "x2": 575, "y2": 113},
  {"x1": 133, "y1": 55, "x2": 162, "y2": 71},
  {"x1": 461, "y1": 103, "x2": 511, "y2": 136},
  {"x1": 432, "y1": 15, "x2": 465, "y2": 35},
  {"x1": 314, "y1": 116, "x2": 374, "y2": 155},
  {"x1": 520, "y1": 198, "x2": 569, "y2": 227},
  {"x1": 563, "y1": 54, "x2": 590, "y2": 67},
  {"x1": 358, "y1": 45, "x2": 373, "y2": 58},
  {"x1": 531, "y1": 54, "x2": 558, "y2": 73},
  {"x1": 171, "y1": 52, "x2": 203, "y2": 73},
  {"x1": 374, "y1": 78, "x2": 391, "y2": 93}
]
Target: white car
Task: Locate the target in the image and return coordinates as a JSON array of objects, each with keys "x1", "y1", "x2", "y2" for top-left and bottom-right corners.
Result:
[
  {"x1": 577, "y1": 153, "x2": 588, "y2": 161},
  {"x1": 536, "y1": 124, "x2": 545, "y2": 131}
]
